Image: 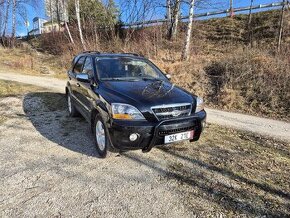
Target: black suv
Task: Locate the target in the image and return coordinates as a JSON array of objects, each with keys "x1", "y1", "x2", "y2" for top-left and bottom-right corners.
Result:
[{"x1": 66, "y1": 52, "x2": 206, "y2": 158}]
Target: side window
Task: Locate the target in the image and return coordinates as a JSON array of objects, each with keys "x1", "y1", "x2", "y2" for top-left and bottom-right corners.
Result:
[
  {"x1": 82, "y1": 57, "x2": 94, "y2": 78},
  {"x1": 73, "y1": 56, "x2": 86, "y2": 74}
]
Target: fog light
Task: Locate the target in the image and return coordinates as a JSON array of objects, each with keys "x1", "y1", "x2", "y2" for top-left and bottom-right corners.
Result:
[{"x1": 129, "y1": 133, "x2": 139, "y2": 141}]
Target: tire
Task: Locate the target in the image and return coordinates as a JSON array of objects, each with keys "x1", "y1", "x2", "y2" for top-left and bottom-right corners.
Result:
[
  {"x1": 93, "y1": 114, "x2": 109, "y2": 158},
  {"x1": 67, "y1": 93, "x2": 79, "y2": 117}
]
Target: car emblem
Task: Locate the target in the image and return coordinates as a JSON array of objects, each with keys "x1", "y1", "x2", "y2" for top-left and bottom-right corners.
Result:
[{"x1": 172, "y1": 110, "x2": 181, "y2": 117}]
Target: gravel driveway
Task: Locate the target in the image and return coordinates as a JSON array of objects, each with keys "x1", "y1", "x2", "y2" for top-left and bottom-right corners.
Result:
[{"x1": 1, "y1": 90, "x2": 290, "y2": 217}]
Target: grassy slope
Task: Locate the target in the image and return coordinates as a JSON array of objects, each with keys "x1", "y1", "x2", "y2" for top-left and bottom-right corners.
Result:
[
  {"x1": 0, "y1": 10, "x2": 289, "y2": 120},
  {"x1": 0, "y1": 46, "x2": 66, "y2": 79}
]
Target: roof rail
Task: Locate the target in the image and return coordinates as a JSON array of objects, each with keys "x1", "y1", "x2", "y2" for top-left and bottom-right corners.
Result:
[
  {"x1": 123, "y1": 52, "x2": 141, "y2": 57},
  {"x1": 82, "y1": 51, "x2": 101, "y2": 54}
]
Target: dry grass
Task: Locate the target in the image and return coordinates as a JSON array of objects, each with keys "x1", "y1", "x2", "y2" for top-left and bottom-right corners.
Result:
[
  {"x1": 0, "y1": 79, "x2": 43, "y2": 98},
  {"x1": 158, "y1": 123, "x2": 290, "y2": 216},
  {"x1": 0, "y1": 45, "x2": 66, "y2": 78},
  {"x1": 204, "y1": 49, "x2": 290, "y2": 121}
]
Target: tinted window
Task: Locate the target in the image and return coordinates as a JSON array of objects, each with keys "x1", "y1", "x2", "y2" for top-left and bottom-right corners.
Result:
[
  {"x1": 82, "y1": 57, "x2": 94, "y2": 78},
  {"x1": 95, "y1": 57, "x2": 167, "y2": 81},
  {"x1": 73, "y1": 56, "x2": 86, "y2": 74}
]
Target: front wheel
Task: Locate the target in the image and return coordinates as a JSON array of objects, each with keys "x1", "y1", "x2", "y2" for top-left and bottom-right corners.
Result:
[{"x1": 93, "y1": 114, "x2": 109, "y2": 158}]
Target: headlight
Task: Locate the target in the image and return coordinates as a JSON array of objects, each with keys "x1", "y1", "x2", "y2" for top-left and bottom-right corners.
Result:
[
  {"x1": 195, "y1": 97, "x2": 204, "y2": 113},
  {"x1": 111, "y1": 103, "x2": 145, "y2": 120}
]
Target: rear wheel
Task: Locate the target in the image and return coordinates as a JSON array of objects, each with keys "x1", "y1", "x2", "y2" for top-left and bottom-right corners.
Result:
[
  {"x1": 67, "y1": 93, "x2": 79, "y2": 117},
  {"x1": 93, "y1": 114, "x2": 109, "y2": 158}
]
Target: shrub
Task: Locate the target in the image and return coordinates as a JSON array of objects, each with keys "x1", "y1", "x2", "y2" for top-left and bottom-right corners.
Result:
[{"x1": 205, "y1": 49, "x2": 290, "y2": 120}]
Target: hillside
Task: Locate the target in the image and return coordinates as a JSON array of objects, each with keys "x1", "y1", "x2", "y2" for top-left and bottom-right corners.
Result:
[{"x1": 1, "y1": 9, "x2": 289, "y2": 121}]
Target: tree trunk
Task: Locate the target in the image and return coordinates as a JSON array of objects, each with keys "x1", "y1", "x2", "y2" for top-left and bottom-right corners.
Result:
[
  {"x1": 56, "y1": 0, "x2": 61, "y2": 31},
  {"x1": 247, "y1": 0, "x2": 254, "y2": 47},
  {"x1": 11, "y1": 0, "x2": 17, "y2": 47},
  {"x1": 229, "y1": 0, "x2": 234, "y2": 17},
  {"x1": 61, "y1": 0, "x2": 74, "y2": 44},
  {"x1": 181, "y1": 0, "x2": 195, "y2": 61},
  {"x1": 168, "y1": 0, "x2": 180, "y2": 40},
  {"x1": 166, "y1": 0, "x2": 172, "y2": 35},
  {"x1": 75, "y1": 0, "x2": 86, "y2": 50},
  {"x1": 277, "y1": 0, "x2": 286, "y2": 53},
  {"x1": 2, "y1": 0, "x2": 10, "y2": 37}
]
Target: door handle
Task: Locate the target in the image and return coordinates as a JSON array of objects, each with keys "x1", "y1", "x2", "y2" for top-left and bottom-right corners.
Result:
[{"x1": 76, "y1": 83, "x2": 80, "y2": 87}]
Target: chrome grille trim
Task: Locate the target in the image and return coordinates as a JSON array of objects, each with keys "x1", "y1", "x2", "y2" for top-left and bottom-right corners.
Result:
[{"x1": 151, "y1": 103, "x2": 192, "y2": 121}]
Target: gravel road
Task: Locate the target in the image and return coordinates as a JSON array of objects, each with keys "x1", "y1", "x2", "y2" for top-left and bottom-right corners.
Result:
[{"x1": 0, "y1": 72, "x2": 289, "y2": 142}]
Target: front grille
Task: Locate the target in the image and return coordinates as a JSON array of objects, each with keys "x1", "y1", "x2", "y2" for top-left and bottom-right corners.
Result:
[
  {"x1": 152, "y1": 104, "x2": 192, "y2": 120},
  {"x1": 158, "y1": 126, "x2": 194, "y2": 136}
]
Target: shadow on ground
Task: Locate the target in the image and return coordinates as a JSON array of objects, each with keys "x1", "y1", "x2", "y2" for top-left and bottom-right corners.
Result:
[{"x1": 23, "y1": 92, "x2": 98, "y2": 157}]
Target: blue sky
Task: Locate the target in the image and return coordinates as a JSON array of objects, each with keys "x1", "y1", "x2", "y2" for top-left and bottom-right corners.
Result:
[{"x1": 16, "y1": 0, "x2": 283, "y2": 36}]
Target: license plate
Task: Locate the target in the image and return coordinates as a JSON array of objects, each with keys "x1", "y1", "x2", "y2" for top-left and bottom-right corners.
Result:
[{"x1": 164, "y1": 130, "x2": 194, "y2": 144}]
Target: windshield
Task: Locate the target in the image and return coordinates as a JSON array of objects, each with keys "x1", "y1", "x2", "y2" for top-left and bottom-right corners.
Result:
[{"x1": 95, "y1": 57, "x2": 167, "y2": 81}]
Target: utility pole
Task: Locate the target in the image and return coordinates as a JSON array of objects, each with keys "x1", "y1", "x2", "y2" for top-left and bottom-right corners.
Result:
[{"x1": 277, "y1": 0, "x2": 287, "y2": 53}]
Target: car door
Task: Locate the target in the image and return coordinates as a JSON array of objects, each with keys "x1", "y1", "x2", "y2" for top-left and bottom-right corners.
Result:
[
  {"x1": 70, "y1": 56, "x2": 86, "y2": 111},
  {"x1": 74, "y1": 56, "x2": 95, "y2": 120}
]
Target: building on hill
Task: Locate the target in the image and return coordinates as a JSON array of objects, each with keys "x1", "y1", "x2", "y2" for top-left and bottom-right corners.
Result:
[
  {"x1": 29, "y1": 17, "x2": 65, "y2": 36},
  {"x1": 29, "y1": 17, "x2": 48, "y2": 35}
]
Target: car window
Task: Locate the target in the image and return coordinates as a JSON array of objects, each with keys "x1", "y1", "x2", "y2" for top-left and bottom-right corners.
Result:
[
  {"x1": 82, "y1": 57, "x2": 94, "y2": 78},
  {"x1": 73, "y1": 56, "x2": 86, "y2": 74},
  {"x1": 95, "y1": 57, "x2": 167, "y2": 81}
]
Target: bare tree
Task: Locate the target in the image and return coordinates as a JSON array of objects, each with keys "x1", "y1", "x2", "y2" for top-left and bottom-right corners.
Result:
[
  {"x1": 166, "y1": 0, "x2": 172, "y2": 35},
  {"x1": 277, "y1": 0, "x2": 287, "y2": 53},
  {"x1": 2, "y1": 0, "x2": 10, "y2": 37},
  {"x1": 247, "y1": 0, "x2": 254, "y2": 47},
  {"x1": 11, "y1": 0, "x2": 16, "y2": 38},
  {"x1": 61, "y1": 0, "x2": 74, "y2": 44},
  {"x1": 75, "y1": 0, "x2": 86, "y2": 50},
  {"x1": 229, "y1": 0, "x2": 234, "y2": 17},
  {"x1": 181, "y1": 0, "x2": 195, "y2": 60},
  {"x1": 168, "y1": 0, "x2": 180, "y2": 40}
]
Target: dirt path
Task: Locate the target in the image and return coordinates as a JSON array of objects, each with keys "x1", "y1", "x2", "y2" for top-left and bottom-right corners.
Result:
[{"x1": 1, "y1": 72, "x2": 289, "y2": 142}]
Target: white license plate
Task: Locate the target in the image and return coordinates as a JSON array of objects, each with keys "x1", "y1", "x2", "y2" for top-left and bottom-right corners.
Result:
[{"x1": 164, "y1": 130, "x2": 194, "y2": 144}]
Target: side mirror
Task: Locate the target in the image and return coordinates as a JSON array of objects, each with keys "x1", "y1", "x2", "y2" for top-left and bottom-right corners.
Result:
[
  {"x1": 76, "y1": 73, "x2": 90, "y2": 83},
  {"x1": 166, "y1": 74, "x2": 171, "y2": 80}
]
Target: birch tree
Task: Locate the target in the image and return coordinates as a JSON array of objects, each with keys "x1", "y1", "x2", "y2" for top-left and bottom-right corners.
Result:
[
  {"x1": 11, "y1": 0, "x2": 16, "y2": 38},
  {"x1": 247, "y1": 0, "x2": 254, "y2": 47},
  {"x1": 168, "y1": 0, "x2": 180, "y2": 40},
  {"x1": 75, "y1": 0, "x2": 86, "y2": 50},
  {"x1": 2, "y1": 0, "x2": 10, "y2": 37},
  {"x1": 277, "y1": 0, "x2": 287, "y2": 53},
  {"x1": 181, "y1": 0, "x2": 195, "y2": 60},
  {"x1": 166, "y1": 0, "x2": 172, "y2": 35},
  {"x1": 61, "y1": 0, "x2": 74, "y2": 44}
]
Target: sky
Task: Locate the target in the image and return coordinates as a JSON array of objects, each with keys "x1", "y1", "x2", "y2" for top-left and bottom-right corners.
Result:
[{"x1": 15, "y1": 0, "x2": 283, "y2": 36}]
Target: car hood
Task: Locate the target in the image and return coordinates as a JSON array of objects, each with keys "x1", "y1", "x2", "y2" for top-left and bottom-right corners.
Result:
[{"x1": 99, "y1": 80, "x2": 194, "y2": 109}]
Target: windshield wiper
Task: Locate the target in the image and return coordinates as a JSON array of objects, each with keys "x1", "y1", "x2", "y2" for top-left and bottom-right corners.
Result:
[
  {"x1": 141, "y1": 77, "x2": 163, "y2": 81},
  {"x1": 102, "y1": 78, "x2": 140, "y2": 81}
]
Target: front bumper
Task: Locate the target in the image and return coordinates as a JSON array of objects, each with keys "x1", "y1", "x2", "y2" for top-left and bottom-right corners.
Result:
[{"x1": 107, "y1": 110, "x2": 206, "y2": 151}]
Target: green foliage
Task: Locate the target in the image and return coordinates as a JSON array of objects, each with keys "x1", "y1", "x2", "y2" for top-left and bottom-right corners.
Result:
[{"x1": 68, "y1": 0, "x2": 119, "y2": 27}]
